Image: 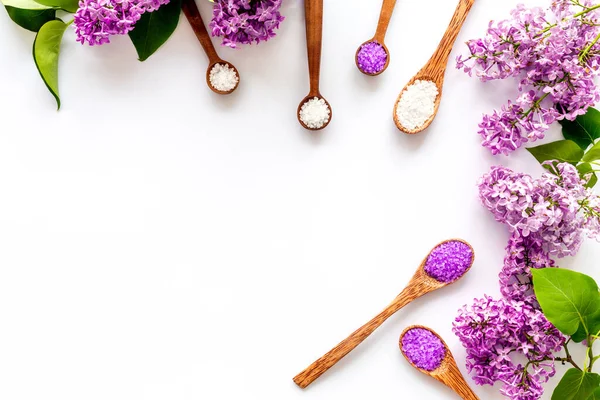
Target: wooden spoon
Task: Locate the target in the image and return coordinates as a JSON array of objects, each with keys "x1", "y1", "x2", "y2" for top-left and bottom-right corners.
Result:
[
  {"x1": 399, "y1": 326, "x2": 479, "y2": 400},
  {"x1": 393, "y1": 0, "x2": 475, "y2": 133},
  {"x1": 298, "y1": 0, "x2": 332, "y2": 131},
  {"x1": 292, "y1": 239, "x2": 474, "y2": 389},
  {"x1": 181, "y1": 0, "x2": 240, "y2": 95},
  {"x1": 355, "y1": 0, "x2": 396, "y2": 76}
]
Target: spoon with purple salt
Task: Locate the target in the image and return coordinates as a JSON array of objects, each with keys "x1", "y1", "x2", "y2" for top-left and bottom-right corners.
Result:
[
  {"x1": 293, "y1": 239, "x2": 474, "y2": 389},
  {"x1": 355, "y1": 0, "x2": 396, "y2": 76},
  {"x1": 400, "y1": 326, "x2": 479, "y2": 400}
]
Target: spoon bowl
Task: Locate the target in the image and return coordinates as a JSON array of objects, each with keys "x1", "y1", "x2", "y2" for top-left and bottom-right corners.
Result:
[
  {"x1": 292, "y1": 239, "x2": 474, "y2": 389},
  {"x1": 297, "y1": 94, "x2": 332, "y2": 131},
  {"x1": 400, "y1": 326, "x2": 479, "y2": 400},
  {"x1": 206, "y1": 60, "x2": 240, "y2": 95},
  {"x1": 393, "y1": 75, "x2": 442, "y2": 134},
  {"x1": 355, "y1": 39, "x2": 390, "y2": 76}
]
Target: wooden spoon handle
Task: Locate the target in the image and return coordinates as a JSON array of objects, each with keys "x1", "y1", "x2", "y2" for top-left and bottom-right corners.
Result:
[
  {"x1": 424, "y1": 0, "x2": 475, "y2": 77},
  {"x1": 181, "y1": 0, "x2": 220, "y2": 64},
  {"x1": 304, "y1": 0, "x2": 324, "y2": 95},
  {"x1": 373, "y1": 0, "x2": 397, "y2": 43},
  {"x1": 441, "y1": 362, "x2": 480, "y2": 400},
  {"x1": 293, "y1": 290, "x2": 419, "y2": 389},
  {"x1": 454, "y1": 383, "x2": 480, "y2": 400}
]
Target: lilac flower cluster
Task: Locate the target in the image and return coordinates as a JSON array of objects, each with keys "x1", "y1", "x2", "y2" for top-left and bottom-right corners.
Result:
[
  {"x1": 209, "y1": 0, "x2": 284, "y2": 48},
  {"x1": 454, "y1": 162, "x2": 600, "y2": 399},
  {"x1": 457, "y1": 1, "x2": 600, "y2": 155},
  {"x1": 454, "y1": 296, "x2": 564, "y2": 400},
  {"x1": 74, "y1": 0, "x2": 169, "y2": 45},
  {"x1": 478, "y1": 162, "x2": 600, "y2": 258}
]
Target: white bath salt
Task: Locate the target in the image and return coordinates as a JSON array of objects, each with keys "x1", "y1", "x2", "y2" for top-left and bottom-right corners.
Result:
[
  {"x1": 395, "y1": 80, "x2": 439, "y2": 130},
  {"x1": 209, "y1": 63, "x2": 239, "y2": 92},
  {"x1": 300, "y1": 97, "x2": 330, "y2": 129}
]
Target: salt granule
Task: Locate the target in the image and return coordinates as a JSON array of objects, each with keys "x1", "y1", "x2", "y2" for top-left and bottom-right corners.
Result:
[
  {"x1": 395, "y1": 80, "x2": 439, "y2": 130},
  {"x1": 209, "y1": 63, "x2": 239, "y2": 92},
  {"x1": 402, "y1": 328, "x2": 446, "y2": 371},
  {"x1": 299, "y1": 97, "x2": 330, "y2": 129},
  {"x1": 424, "y1": 240, "x2": 473, "y2": 283}
]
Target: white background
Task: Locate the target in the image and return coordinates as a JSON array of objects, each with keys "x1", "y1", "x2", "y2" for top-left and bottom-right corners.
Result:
[{"x1": 0, "y1": 0, "x2": 597, "y2": 399}]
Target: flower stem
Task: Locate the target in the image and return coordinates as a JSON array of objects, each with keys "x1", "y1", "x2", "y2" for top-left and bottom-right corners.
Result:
[
  {"x1": 580, "y1": 31, "x2": 600, "y2": 62},
  {"x1": 589, "y1": 338, "x2": 596, "y2": 371},
  {"x1": 539, "y1": 4, "x2": 600, "y2": 36},
  {"x1": 555, "y1": 339, "x2": 582, "y2": 370},
  {"x1": 574, "y1": 4, "x2": 600, "y2": 18},
  {"x1": 521, "y1": 92, "x2": 551, "y2": 118}
]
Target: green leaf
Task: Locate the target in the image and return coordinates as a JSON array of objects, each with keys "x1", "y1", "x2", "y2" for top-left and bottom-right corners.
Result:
[
  {"x1": 552, "y1": 369, "x2": 600, "y2": 400},
  {"x1": 587, "y1": 387, "x2": 600, "y2": 400},
  {"x1": 5, "y1": 6, "x2": 55, "y2": 31},
  {"x1": 577, "y1": 163, "x2": 598, "y2": 188},
  {"x1": 526, "y1": 140, "x2": 584, "y2": 166},
  {"x1": 583, "y1": 141, "x2": 600, "y2": 163},
  {"x1": 532, "y1": 269, "x2": 600, "y2": 337},
  {"x1": 572, "y1": 305, "x2": 600, "y2": 343},
  {"x1": 128, "y1": 0, "x2": 181, "y2": 62},
  {"x1": 33, "y1": 19, "x2": 67, "y2": 110},
  {"x1": 0, "y1": 0, "x2": 51, "y2": 10},
  {"x1": 572, "y1": 323, "x2": 589, "y2": 343},
  {"x1": 33, "y1": 0, "x2": 75, "y2": 12},
  {"x1": 560, "y1": 108, "x2": 600, "y2": 150}
]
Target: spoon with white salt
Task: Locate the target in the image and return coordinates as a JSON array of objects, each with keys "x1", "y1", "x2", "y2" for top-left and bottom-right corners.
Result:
[
  {"x1": 298, "y1": 0, "x2": 332, "y2": 131},
  {"x1": 181, "y1": 0, "x2": 240, "y2": 95},
  {"x1": 293, "y1": 239, "x2": 474, "y2": 389},
  {"x1": 393, "y1": 0, "x2": 475, "y2": 133}
]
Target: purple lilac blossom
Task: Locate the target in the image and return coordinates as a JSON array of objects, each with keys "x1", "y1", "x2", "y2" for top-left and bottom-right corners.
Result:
[
  {"x1": 454, "y1": 161, "x2": 600, "y2": 400},
  {"x1": 456, "y1": 1, "x2": 600, "y2": 155},
  {"x1": 500, "y1": 233, "x2": 555, "y2": 308},
  {"x1": 478, "y1": 162, "x2": 600, "y2": 258},
  {"x1": 424, "y1": 240, "x2": 474, "y2": 283},
  {"x1": 454, "y1": 296, "x2": 564, "y2": 400},
  {"x1": 209, "y1": 0, "x2": 284, "y2": 48},
  {"x1": 401, "y1": 328, "x2": 446, "y2": 371},
  {"x1": 356, "y1": 41, "x2": 387, "y2": 75},
  {"x1": 74, "y1": 0, "x2": 169, "y2": 45}
]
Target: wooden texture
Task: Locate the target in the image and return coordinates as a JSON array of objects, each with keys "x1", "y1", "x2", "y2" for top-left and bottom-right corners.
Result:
[
  {"x1": 181, "y1": 0, "x2": 239, "y2": 95},
  {"x1": 355, "y1": 0, "x2": 396, "y2": 76},
  {"x1": 393, "y1": 0, "x2": 475, "y2": 133},
  {"x1": 400, "y1": 326, "x2": 479, "y2": 400},
  {"x1": 292, "y1": 239, "x2": 475, "y2": 389},
  {"x1": 297, "y1": 0, "x2": 332, "y2": 130}
]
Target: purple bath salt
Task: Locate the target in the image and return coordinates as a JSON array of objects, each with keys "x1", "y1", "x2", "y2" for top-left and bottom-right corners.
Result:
[
  {"x1": 357, "y1": 41, "x2": 387, "y2": 74},
  {"x1": 424, "y1": 240, "x2": 473, "y2": 283},
  {"x1": 401, "y1": 328, "x2": 446, "y2": 371}
]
